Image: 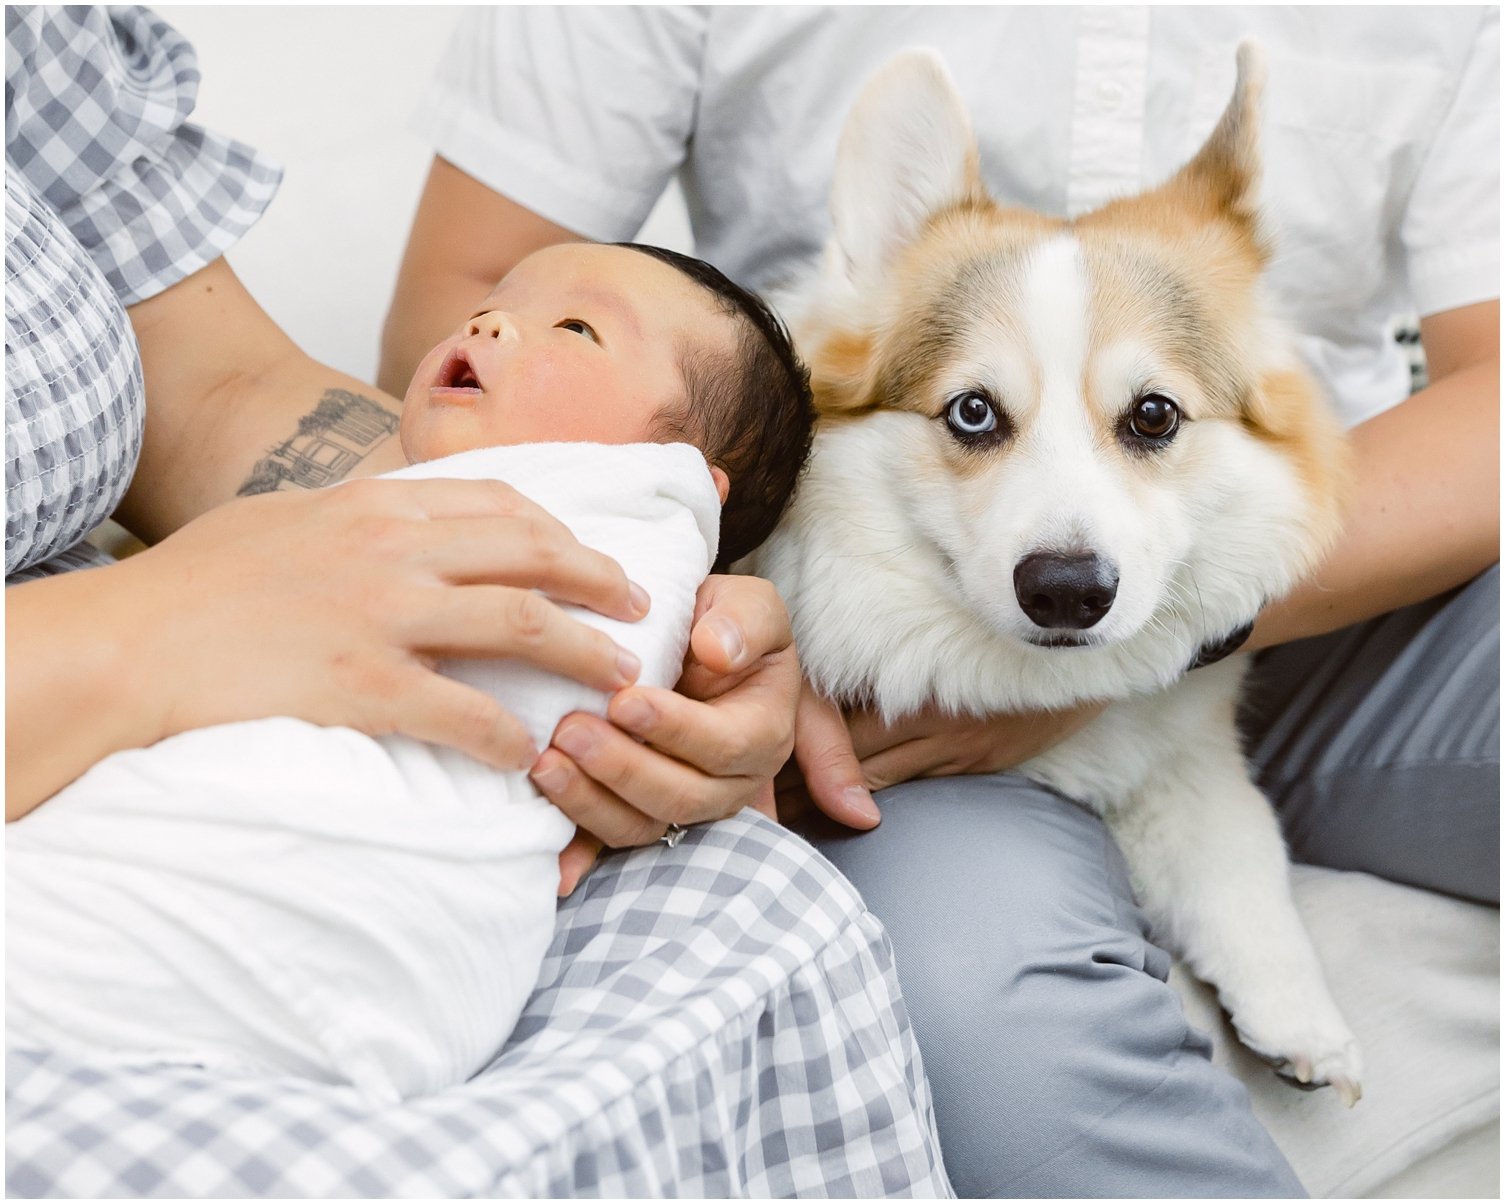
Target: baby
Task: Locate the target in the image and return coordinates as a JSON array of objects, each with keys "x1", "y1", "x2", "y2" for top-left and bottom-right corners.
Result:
[{"x1": 7, "y1": 243, "x2": 814, "y2": 1103}]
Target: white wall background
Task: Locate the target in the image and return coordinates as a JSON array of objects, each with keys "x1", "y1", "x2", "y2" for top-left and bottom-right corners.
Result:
[{"x1": 166, "y1": 6, "x2": 691, "y2": 384}]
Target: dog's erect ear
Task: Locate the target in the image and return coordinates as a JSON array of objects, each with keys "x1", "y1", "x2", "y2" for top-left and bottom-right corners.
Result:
[
  {"x1": 1169, "y1": 42, "x2": 1266, "y2": 241},
  {"x1": 828, "y1": 49, "x2": 982, "y2": 286}
]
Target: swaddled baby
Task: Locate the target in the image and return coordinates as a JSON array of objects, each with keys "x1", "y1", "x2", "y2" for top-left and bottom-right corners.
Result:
[{"x1": 7, "y1": 243, "x2": 814, "y2": 1103}]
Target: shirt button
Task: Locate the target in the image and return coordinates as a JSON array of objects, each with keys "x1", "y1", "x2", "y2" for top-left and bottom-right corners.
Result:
[{"x1": 1097, "y1": 78, "x2": 1126, "y2": 107}]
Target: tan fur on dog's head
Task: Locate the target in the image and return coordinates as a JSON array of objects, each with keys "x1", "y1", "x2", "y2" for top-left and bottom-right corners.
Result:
[
  {"x1": 797, "y1": 43, "x2": 1347, "y2": 574},
  {"x1": 755, "y1": 46, "x2": 1351, "y2": 709}
]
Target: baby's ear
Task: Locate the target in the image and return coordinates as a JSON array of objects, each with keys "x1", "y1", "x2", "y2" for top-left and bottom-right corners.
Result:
[{"x1": 710, "y1": 465, "x2": 730, "y2": 504}]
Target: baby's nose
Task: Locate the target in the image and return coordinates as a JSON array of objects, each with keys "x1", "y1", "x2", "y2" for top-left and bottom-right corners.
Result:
[{"x1": 465, "y1": 309, "x2": 520, "y2": 342}]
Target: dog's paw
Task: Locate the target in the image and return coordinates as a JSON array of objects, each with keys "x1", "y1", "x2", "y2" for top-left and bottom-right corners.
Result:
[
  {"x1": 1263, "y1": 1044, "x2": 1364, "y2": 1108},
  {"x1": 1231, "y1": 1001, "x2": 1364, "y2": 1107}
]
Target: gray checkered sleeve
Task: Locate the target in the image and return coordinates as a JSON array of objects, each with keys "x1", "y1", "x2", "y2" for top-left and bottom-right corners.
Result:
[
  {"x1": 5, "y1": 5, "x2": 282, "y2": 577},
  {"x1": 5, "y1": 167, "x2": 142, "y2": 577},
  {"x1": 5, "y1": 5, "x2": 281, "y2": 306},
  {"x1": 7, "y1": 811, "x2": 954, "y2": 1197}
]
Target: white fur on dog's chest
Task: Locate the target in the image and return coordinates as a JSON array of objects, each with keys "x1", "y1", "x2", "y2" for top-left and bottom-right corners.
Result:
[{"x1": 1021, "y1": 659, "x2": 1248, "y2": 812}]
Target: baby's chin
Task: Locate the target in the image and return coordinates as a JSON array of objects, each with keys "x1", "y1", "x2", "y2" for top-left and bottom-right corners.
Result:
[{"x1": 398, "y1": 418, "x2": 497, "y2": 466}]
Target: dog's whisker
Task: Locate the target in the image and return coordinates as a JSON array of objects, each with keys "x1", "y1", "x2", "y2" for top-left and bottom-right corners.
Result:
[{"x1": 826, "y1": 541, "x2": 923, "y2": 567}]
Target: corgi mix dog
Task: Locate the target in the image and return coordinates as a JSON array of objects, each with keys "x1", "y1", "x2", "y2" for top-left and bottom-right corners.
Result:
[{"x1": 745, "y1": 46, "x2": 1362, "y2": 1103}]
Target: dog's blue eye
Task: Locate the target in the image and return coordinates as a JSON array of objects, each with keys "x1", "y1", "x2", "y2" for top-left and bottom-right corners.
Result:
[
  {"x1": 945, "y1": 391, "x2": 998, "y2": 437},
  {"x1": 1127, "y1": 394, "x2": 1181, "y2": 441}
]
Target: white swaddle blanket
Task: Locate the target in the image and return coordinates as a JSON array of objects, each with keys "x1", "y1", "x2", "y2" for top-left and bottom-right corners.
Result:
[{"x1": 7, "y1": 443, "x2": 720, "y2": 1103}]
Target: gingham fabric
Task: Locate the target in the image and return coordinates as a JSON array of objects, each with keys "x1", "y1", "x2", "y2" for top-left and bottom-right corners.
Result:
[
  {"x1": 8, "y1": 810, "x2": 954, "y2": 1198},
  {"x1": 5, "y1": 168, "x2": 139, "y2": 578},
  {"x1": 4, "y1": 5, "x2": 281, "y2": 580},
  {"x1": 4, "y1": 6, "x2": 282, "y2": 306}
]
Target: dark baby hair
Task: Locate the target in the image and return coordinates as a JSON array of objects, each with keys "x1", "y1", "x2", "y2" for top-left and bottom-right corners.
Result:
[{"x1": 614, "y1": 243, "x2": 815, "y2": 571}]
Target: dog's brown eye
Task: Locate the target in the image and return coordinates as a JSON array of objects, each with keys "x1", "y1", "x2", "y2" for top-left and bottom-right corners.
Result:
[{"x1": 1128, "y1": 394, "x2": 1181, "y2": 441}]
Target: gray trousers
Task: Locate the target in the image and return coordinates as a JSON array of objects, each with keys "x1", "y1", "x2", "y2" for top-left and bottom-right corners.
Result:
[{"x1": 802, "y1": 565, "x2": 1499, "y2": 1198}]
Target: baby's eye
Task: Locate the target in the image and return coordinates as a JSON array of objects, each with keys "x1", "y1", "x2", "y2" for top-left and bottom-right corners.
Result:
[{"x1": 556, "y1": 319, "x2": 598, "y2": 342}]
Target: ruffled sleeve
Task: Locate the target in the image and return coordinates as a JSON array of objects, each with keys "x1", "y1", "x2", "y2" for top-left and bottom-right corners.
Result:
[{"x1": 5, "y1": 5, "x2": 282, "y2": 305}]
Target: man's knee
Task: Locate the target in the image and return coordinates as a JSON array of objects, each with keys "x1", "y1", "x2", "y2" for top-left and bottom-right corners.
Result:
[
  {"x1": 812, "y1": 773, "x2": 1159, "y2": 980},
  {"x1": 804, "y1": 773, "x2": 1304, "y2": 1197}
]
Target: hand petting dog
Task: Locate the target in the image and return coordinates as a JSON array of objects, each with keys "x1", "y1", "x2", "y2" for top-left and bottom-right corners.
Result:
[{"x1": 784, "y1": 684, "x2": 1107, "y2": 828}]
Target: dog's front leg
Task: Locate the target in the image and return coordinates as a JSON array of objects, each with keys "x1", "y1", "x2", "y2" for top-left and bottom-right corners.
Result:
[{"x1": 1106, "y1": 744, "x2": 1363, "y2": 1105}]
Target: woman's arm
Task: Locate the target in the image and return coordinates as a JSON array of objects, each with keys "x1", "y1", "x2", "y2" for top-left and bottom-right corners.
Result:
[
  {"x1": 795, "y1": 298, "x2": 1500, "y2": 825},
  {"x1": 7, "y1": 565, "x2": 166, "y2": 821},
  {"x1": 6, "y1": 478, "x2": 651, "y2": 821},
  {"x1": 119, "y1": 257, "x2": 410, "y2": 543}
]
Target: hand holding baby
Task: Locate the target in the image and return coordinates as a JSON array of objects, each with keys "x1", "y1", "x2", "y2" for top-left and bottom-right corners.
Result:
[
  {"x1": 541, "y1": 572, "x2": 800, "y2": 893},
  {"x1": 125, "y1": 477, "x2": 646, "y2": 767}
]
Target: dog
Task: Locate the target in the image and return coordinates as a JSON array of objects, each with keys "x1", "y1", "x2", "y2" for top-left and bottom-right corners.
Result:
[{"x1": 743, "y1": 45, "x2": 1363, "y2": 1104}]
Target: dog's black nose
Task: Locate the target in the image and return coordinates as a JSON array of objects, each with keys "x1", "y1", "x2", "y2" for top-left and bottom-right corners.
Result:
[{"x1": 1013, "y1": 552, "x2": 1118, "y2": 630}]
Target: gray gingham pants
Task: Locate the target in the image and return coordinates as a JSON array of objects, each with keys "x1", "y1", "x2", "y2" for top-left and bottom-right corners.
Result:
[{"x1": 808, "y1": 565, "x2": 1499, "y2": 1198}]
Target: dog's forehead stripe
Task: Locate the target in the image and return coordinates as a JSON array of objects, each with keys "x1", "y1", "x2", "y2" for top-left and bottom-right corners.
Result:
[
  {"x1": 1019, "y1": 235, "x2": 1091, "y2": 397},
  {"x1": 908, "y1": 235, "x2": 1093, "y2": 420}
]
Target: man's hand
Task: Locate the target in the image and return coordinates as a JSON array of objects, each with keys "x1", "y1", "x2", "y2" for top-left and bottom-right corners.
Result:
[
  {"x1": 535, "y1": 575, "x2": 800, "y2": 894},
  {"x1": 782, "y1": 684, "x2": 1108, "y2": 829}
]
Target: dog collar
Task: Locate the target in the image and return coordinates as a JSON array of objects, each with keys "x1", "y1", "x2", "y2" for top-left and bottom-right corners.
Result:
[{"x1": 1187, "y1": 619, "x2": 1256, "y2": 672}]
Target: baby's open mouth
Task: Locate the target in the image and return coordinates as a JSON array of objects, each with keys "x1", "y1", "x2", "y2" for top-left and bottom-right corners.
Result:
[{"x1": 432, "y1": 348, "x2": 484, "y2": 394}]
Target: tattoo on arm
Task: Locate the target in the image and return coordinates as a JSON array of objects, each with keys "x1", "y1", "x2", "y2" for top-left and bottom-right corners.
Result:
[{"x1": 237, "y1": 389, "x2": 401, "y2": 495}]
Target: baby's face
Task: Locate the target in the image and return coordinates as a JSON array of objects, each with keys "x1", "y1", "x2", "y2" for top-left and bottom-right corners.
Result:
[{"x1": 402, "y1": 243, "x2": 731, "y2": 464}]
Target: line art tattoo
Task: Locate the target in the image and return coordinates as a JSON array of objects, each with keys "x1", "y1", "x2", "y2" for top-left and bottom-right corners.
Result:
[{"x1": 237, "y1": 389, "x2": 400, "y2": 495}]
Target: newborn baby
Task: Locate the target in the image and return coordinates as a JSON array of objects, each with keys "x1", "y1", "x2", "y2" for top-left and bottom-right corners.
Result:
[{"x1": 7, "y1": 243, "x2": 814, "y2": 1103}]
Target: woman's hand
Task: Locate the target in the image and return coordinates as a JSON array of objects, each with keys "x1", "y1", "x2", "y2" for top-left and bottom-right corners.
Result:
[
  {"x1": 141, "y1": 477, "x2": 651, "y2": 759},
  {"x1": 533, "y1": 575, "x2": 800, "y2": 894},
  {"x1": 7, "y1": 476, "x2": 648, "y2": 819},
  {"x1": 782, "y1": 683, "x2": 1108, "y2": 829}
]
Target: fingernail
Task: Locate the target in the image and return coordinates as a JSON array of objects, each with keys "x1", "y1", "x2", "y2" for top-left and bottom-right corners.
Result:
[
  {"x1": 616, "y1": 647, "x2": 641, "y2": 685},
  {"x1": 614, "y1": 694, "x2": 655, "y2": 731},
  {"x1": 628, "y1": 582, "x2": 651, "y2": 616},
  {"x1": 844, "y1": 786, "x2": 880, "y2": 821},
  {"x1": 709, "y1": 616, "x2": 745, "y2": 667},
  {"x1": 553, "y1": 723, "x2": 595, "y2": 759},
  {"x1": 530, "y1": 761, "x2": 568, "y2": 791}
]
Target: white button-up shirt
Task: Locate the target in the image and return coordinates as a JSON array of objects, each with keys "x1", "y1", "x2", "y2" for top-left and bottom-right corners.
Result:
[{"x1": 417, "y1": 6, "x2": 1498, "y2": 428}]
